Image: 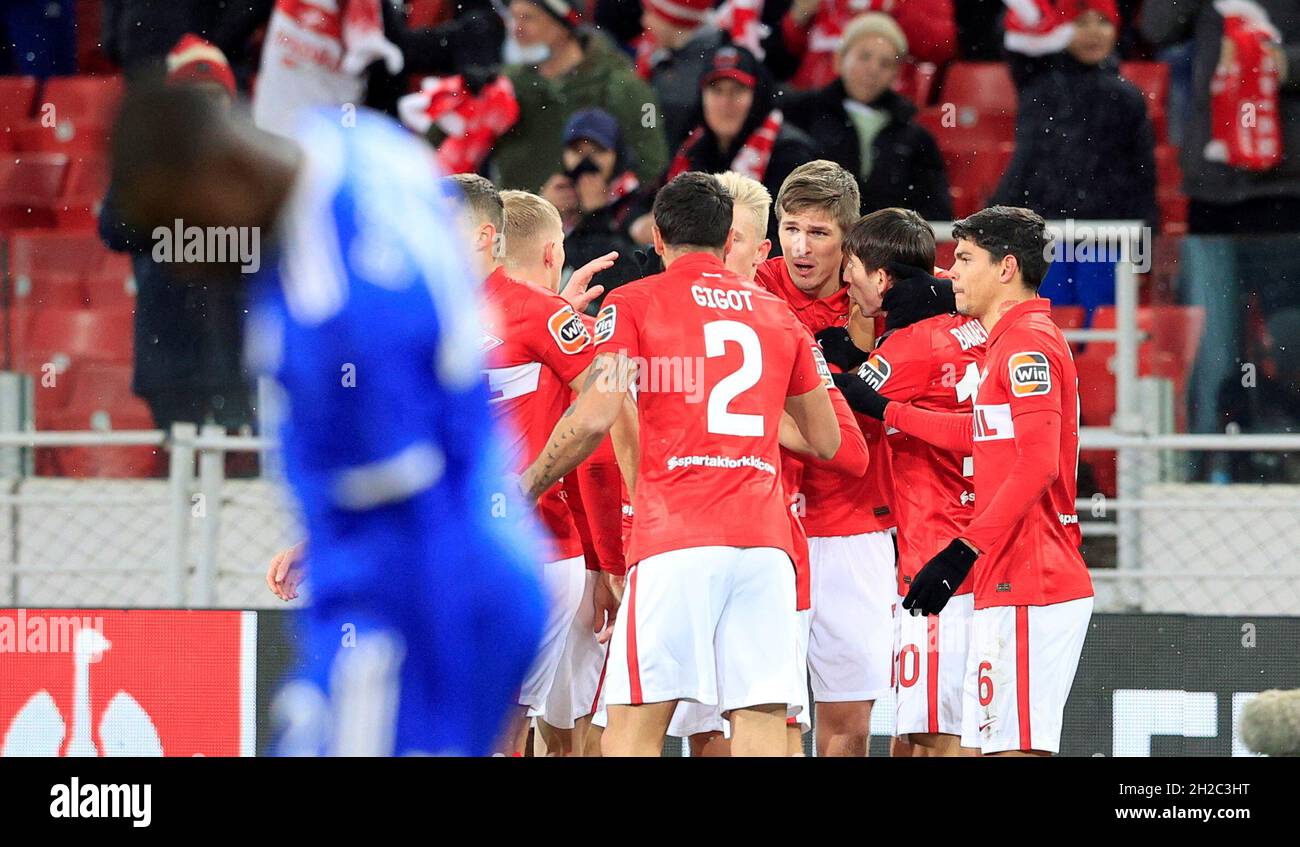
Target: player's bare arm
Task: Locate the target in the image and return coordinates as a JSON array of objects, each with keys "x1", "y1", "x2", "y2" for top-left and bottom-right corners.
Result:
[
  {"x1": 522, "y1": 352, "x2": 635, "y2": 502},
  {"x1": 783, "y1": 385, "x2": 841, "y2": 461}
]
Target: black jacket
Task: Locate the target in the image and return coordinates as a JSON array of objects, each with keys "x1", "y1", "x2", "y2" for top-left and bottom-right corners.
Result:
[
  {"x1": 98, "y1": 187, "x2": 251, "y2": 411},
  {"x1": 564, "y1": 185, "x2": 654, "y2": 311},
  {"x1": 779, "y1": 81, "x2": 952, "y2": 221},
  {"x1": 993, "y1": 53, "x2": 1158, "y2": 226}
]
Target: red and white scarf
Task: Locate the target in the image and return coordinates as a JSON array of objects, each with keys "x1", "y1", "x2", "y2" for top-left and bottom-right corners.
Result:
[
  {"x1": 667, "y1": 108, "x2": 784, "y2": 182},
  {"x1": 1206, "y1": 0, "x2": 1283, "y2": 171},
  {"x1": 398, "y1": 74, "x2": 521, "y2": 175},
  {"x1": 253, "y1": 0, "x2": 403, "y2": 138},
  {"x1": 635, "y1": 0, "x2": 768, "y2": 81}
]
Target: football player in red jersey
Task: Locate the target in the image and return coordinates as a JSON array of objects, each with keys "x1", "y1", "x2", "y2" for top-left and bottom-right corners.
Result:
[
  {"x1": 520, "y1": 173, "x2": 841, "y2": 756},
  {"x1": 830, "y1": 208, "x2": 988, "y2": 757},
  {"x1": 754, "y1": 160, "x2": 896, "y2": 757},
  {"x1": 840, "y1": 206, "x2": 1093, "y2": 757},
  {"x1": 497, "y1": 191, "x2": 628, "y2": 757}
]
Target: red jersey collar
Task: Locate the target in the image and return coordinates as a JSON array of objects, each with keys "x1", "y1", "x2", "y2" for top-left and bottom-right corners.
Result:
[
  {"x1": 762, "y1": 257, "x2": 851, "y2": 328},
  {"x1": 986, "y1": 296, "x2": 1052, "y2": 346},
  {"x1": 666, "y1": 251, "x2": 729, "y2": 276}
]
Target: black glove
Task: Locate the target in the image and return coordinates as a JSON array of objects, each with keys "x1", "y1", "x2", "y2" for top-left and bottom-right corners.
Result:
[
  {"x1": 902, "y1": 539, "x2": 978, "y2": 616},
  {"x1": 881, "y1": 261, "x2": 955, "y2": 332},
  {"x1": 461, "y1": 65, "x2": 501, "y2": 96},
  {"x1": 832, "y1": 371, "x2": 891, "y2": 421},
  {"x1": 815, "y1": 326, "x2": 870, "y2": 371}
]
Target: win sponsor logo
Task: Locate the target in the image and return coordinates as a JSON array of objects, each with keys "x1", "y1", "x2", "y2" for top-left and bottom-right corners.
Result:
[
  {"x1": 1008, "y1": 352, "x2": 1051, "y2": 397},
  {"x1": 50, "y1": 777, "x2": 151, "y2": 827}
]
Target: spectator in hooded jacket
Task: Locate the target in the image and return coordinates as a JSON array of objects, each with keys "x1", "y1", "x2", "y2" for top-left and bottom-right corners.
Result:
[
  {"x1": 667, "y1": 43, "x2": 820, "y2": 247},
  {"x1": 779, "y1": 12, "x2": 952, "y2": 221},
  {"x1": 992, "y1": 0, "x2": 1157, "y2": 317},
  {"x1": 640, "y1": 0, "x2": 730, "y2": 150},
  {"x1": 993, "y1": 0, "x2": 1157, "y2": 225}
]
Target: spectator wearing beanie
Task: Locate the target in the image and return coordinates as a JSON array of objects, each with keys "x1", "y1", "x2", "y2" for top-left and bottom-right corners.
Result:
[
  {"x1": 489, "y1": 0, "x2": 669, "y2": 192},
  {"x1": 543, "y1": 108, "x2": 654, "y2": 305},
  {"x1": 640, "y1": 0, "x2": 730, "y2": 150},
  {"x1": 763, "y1": 0, "x2": 957, "y2": 89},
  {"x1": 98, "y1": 35, "x2": 255, "y2": 440},
  {"x1": 779, "y1": 12, "x2": 952, "y2": 220},
  {"x1": 667, "y1": 43, "x2": 820, "y2": 245}
]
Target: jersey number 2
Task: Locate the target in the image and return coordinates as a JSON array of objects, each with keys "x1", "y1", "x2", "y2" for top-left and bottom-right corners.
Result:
[{"x1": 703, "y1": 320, "x2": 763, "y2": 437}]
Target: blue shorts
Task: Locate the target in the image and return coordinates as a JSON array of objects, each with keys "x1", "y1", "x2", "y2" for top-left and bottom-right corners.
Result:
[{"x1": 272, "y1": 533, "x2": 545, "y2": 756}]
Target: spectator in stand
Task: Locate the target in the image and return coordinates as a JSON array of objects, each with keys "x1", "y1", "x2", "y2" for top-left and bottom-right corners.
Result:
[
  {"x1": 1142, "y1": 0, "x2": 1300, "y2": 474},
  {"x1": 779, "y1": 13, "x2": 952, "y2": 220},
  {"x1": 487, "y1": 0, "x2": 669, "y2": 192},
  {"x1": 995, "y1": 0, "x2": 1157, "y2": 225},
  {"x1": 994, "y1": 0, "x2": 1156, "y2": 317},
  {"x1": 1141, "y1": 0, "x2": 1300, "y2": 232},
  {"x1": 668, "y1": 43, "x2": 820, "y2": 245},
  {"x1": 98, "y1": 36, "x2": 254, "y2": 437},
  {"x1": 102, "y1": 0, "x2": 270, "y2": 82},
  {"x1": 640, "y1": 0, "x2": 730, "y2": 150},
  {"x1": 541, "y1": 109, "x2": 653, "y2": 306},
  {"x1": 763, "y1": 0, "x2": 956, "y2": 89}
]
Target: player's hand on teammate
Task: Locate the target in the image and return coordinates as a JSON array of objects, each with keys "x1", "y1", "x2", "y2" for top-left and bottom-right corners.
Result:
[
  {"x1": 902, "y1": 539, "x2": 978, "y2": 616},
  {"x1": 266, "y1": 541, "x2": 306, "y2": 602},
  {"x1": 561, "y1": 251, "x2": 617, "y2": 313},
  {"x1": 831, "y1": 371, "x2": 891, "y2": 420},
  {"x1": 593, "y1": 572, "x2": 625, "y2": 644},
  {"x1": 815, "y1": 325, "x2": 871, "y2": 371}
]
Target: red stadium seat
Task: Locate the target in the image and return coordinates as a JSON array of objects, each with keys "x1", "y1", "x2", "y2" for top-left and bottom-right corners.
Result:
[
  {"x1": 13, "y1": 307, "x2": 134, "y2": 372},
  {"x1": 41, "y1": 75, "x2": 125, "y2": 128},
  {"x1": 0, "y1": 153, "x2": 69, "y2": 230},
  {"x1": 938, "y1": 62, "x2": 1017, "y2": 138},
  {"x1": 82, "y1": 269, "x2": 137, "y2": 309},
  {"x1": 1087, "y1": 305, "x2": 1205, "y2": 431},
  {"x1": 53, "y1": 153, "x2": 109, "y2": 229},
  {"x1": 1120, "y1": 61, "x2": 1169, "y2": 143},
  {"x1": 1052, "y1": 305, "x2": 1086, "y2": 330},
  {"x1": 12, "y1": 119, "x2": 110, "y2": 156},
  {"x1": 37, "y1": 363, "x2": 161, "y2": 478},
  {"x1": 941, "y1": 142, "x2": 1014, "y2": 218},
  {"x1": 7, "y1": 228, "x2": 113, "y2": 283},
  {"x1": 0, "y1": 76, "x2": 39, "y2": 134},
  {"x1": 9, "y1": 271, "x2": 87, "y2": 308}
]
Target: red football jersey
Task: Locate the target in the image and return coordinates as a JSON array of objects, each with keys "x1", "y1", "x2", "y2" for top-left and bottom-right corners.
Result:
[
  {"x1": 866, "y1": 313, "x2": 988, "y2": 595},
  {"x1": 481, "y1": 266, "x2": 593, "y2": 561},
  {"x1": 593, "y1": 252, "x2": 826, "y2": 567},
  {"x1": 967, "y1": 299, "x2": 1092, "y2": 608},
  {"x1": 755, "y1": 256, "x2": 896, "y2": 537}
]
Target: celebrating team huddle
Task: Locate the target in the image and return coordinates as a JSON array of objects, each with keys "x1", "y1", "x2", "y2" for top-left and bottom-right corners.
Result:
[{"x1": 262, "y1": 153, "x2": 1093, "y2": 758}]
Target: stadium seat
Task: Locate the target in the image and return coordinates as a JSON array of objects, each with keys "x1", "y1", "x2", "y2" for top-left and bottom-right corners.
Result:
[
  {"x1": 0, "y1": 153, "x2": 69, "y2": 230},
  {"x1": 41, "y1": 75, "x2": 125, "y2": 128},
  {"x1": 7, "y1": 229, "x2": 113, "y2": 284},
  {"x1": 937, "y1": 62, "x2": 1017, "y2": 142},
  {"x1": 12, "y1": 119, "x2": 110, "y2": 156},
  {"x1": 37, "y1": 363, "x2": 161, "y2": 478},
  {"x1": 941, "y1": 142, "x2": 1014, "y2": 218},
  {"x1": 53, "y1": 153, "x2": 109, "y2": 228},
  {"x1": 896, "y1": 61, "x2": 939, "y2": 108},
  {"x1": 1053, "y1": 305, "x2": 1087, "y2": 330},
  {"x1": 1120, "y1": 61, "x2": 1169, "y2": 143},
  {"x1": 12, "y1": 307, "x2": 134, "y2": 372},
  {"x1": 1086, "y1": 305, "x2": 1205, "y2": 431},
  {"x1": 0, "y1": 76, "x2": 39, "y2": 134},
  {"x1": 9, "y1": 271, "x2": 87, "y2": 308}
]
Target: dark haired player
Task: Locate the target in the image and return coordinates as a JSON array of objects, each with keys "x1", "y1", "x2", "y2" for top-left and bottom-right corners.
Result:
[{"x1": 836, "y1": 206, "x2": 1092, "y2": 757}]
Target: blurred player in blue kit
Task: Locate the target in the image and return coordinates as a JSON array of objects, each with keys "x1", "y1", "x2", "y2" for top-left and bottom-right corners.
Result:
[{"x1": 109, "y1": 85, "x2": 546, "y2": 756}]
